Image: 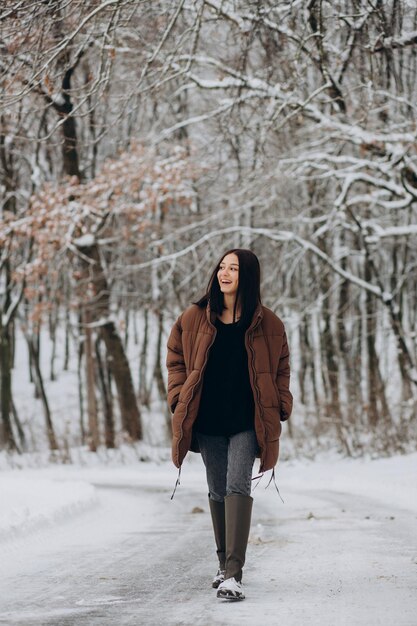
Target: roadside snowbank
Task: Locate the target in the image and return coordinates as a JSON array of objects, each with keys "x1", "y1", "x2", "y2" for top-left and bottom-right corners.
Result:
[
  {"x1": 0, "y1": 474, "x2": 97, "y2": 541},
  {"x1": 279, "y1": 451, "x2": 417, "y2": 514}
]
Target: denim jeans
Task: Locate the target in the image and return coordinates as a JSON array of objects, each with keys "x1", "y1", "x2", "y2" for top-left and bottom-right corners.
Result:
[{"x1": 196, "y1": 430, "x2": 258, "y2": 502}]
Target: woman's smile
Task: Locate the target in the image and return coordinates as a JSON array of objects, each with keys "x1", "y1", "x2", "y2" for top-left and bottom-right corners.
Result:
[{"x1": 218, "y1": 253, "x2": 239, "y2": 295}]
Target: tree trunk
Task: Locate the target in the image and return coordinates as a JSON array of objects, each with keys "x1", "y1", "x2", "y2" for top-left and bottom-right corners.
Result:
[
  {"x1": 95, "y1": 336, "x2": 115, "y2": 449},
  {"x1": 100, "y1": 321, "x2": 142, "y2": 440},
  {"x1": 318, "y1": 259, "x2": 349, "y2": 452},
  {"x1": 27, "y1": 334, "x2": 59, "y2": 451},
  {"x1": 123, "y1": 306, "x2": 130, "y2": 351},
  {"x1": 153, "y1": 309, "x2": 172, "y2": 438},
  {"x1": 364, "y1": 264, "x2": 392, "y2": 427},
  {"x1": 77, "y1": 334, "x2": 86, "y2": 444},
  {"x1": 62, "y1": 113, "x2": 80, "y2": 178},
  {"x1": 320, "y1": 271, "x2": 342, "y2": 423},
  {"x1": 139, "y1": 307, "x2": 151, "y2": 408},
  {"x1": 298, "y1": 313, "x2": 320, "y2": 414},
  {"x1": 336, "y1": 260, "x2": 361, "y2": 427},
  {"x1": 11, "y1": 398, "x2": 26, "y2": 452},
  {"x1": 84, "y1": 309, "x2": 99, "y2": 452},
  {"x1": 153, "y1": 309, "x2": 167, "y2": 401},
  {"x1": 0, "y1": 323, "x2": 18, "y2": 451},
  {"x1": 75, "y1": 241, "x2": 142, "y2": 441},
  {"x1": 64, "y1": 304, "x2": 70, "y2": 371},
  {"x1": 49, "y1": 308, "x2": 57, "y2": 381}
]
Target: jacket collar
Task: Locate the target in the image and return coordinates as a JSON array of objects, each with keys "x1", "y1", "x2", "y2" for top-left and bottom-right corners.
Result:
[
  {"x1": 205, "y1": 301, "x2": 263, "y2": 331},
  {"x1": 248, "y1": 303, "x2": 263, "y2": 332}
]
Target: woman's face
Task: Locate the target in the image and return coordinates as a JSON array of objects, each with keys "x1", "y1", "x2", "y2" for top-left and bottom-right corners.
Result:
[{"x1": 217, "y1": 253, "x2": 239, "y2": 297}]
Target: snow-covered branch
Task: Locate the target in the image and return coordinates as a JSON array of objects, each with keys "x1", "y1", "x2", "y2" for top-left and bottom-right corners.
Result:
[
  {"x1": 122, "y1": 226, "x2": 387, "y2": 300},
  {"x1": 363, "y1": 223, "x2": 417, "y2": 241},
  {"x1": 373, "y1": 30, "x2": 417, "y2": 52}
]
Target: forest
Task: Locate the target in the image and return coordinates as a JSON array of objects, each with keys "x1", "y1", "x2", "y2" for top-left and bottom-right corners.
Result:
[{"x1": 1, "y1": 0, "x2": 416, "y2": 460}]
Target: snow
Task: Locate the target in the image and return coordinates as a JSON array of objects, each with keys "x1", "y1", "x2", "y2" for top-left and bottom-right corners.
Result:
[
  {"x1": 365, "y1": 224, "x2": 417, "y2": 239},
  {"x1": 2, "y1": 452, "x2": 415, "y2": 540},
  {"x1": 0, "y1": 451, "x2": 416, "y2": 625},
  {"x1": 374, "y1": 30, "x2": 417, "y2": 50},
  {"x1": 73, "y1": 233, "x2": 95, "y2": 247},
  {"x1": 280, "y1": 452, "x2": 417, "y2": 515},
  {"x1": 50, "y1": 93, "x2": 66, "y2": 107},
  {"x1": 0, "y1": 474, "x2": 97, "y2": 540}
]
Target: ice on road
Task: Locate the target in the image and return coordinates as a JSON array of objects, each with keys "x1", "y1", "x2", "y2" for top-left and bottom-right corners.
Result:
[{"x1": 0, "y1": 454, "x2": 416, "y2": 626}]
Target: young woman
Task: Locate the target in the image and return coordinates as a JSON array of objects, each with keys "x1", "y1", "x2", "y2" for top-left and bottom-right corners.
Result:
[{"x1": 166, "y1": 249, "x2": 292, "y2": 600}]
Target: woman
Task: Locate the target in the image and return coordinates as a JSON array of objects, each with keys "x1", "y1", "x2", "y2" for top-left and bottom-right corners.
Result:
[{"x1": 166, "y1": 248, "x2": 292, "y2": 600}]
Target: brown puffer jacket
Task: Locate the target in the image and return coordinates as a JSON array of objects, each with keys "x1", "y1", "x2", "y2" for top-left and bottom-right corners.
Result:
[{"x1": 166, "y1": 303, "x2": 293, "y2": 472}]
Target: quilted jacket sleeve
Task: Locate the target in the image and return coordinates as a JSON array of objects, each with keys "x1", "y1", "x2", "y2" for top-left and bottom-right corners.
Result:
[
  {"x1": 276, "y1": 331, "x2": 293, "y2": 421},
  {"x1": 166, "y1": 313, "x2": 187, "y2": 414}
]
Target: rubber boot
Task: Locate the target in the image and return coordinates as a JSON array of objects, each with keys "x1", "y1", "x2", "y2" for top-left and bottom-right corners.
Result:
[
  {"x1": 208, "y1": 497, "x2": 226, "y2": 588},
  {"x1": 223, "y1": 494, "x2": 253, "y2": 583}
]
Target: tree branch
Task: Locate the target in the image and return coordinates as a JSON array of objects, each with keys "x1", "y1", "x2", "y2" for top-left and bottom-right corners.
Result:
[{"x1": 372, "y1": 30, "x2": 417, "y2": 52}]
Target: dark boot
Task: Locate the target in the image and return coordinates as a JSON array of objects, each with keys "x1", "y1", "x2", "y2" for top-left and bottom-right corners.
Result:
[
  {"x1": 217, "y1": 494, "x2": 253, "y2": 600},
  {"x1": 208, "y1": 497, "x2": 226, "y2": 588}
]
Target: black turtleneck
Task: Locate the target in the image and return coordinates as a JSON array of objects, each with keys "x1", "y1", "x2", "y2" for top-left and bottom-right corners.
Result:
[{"x1": 194, "y1": 317, "x2": 255, "y2": 436}]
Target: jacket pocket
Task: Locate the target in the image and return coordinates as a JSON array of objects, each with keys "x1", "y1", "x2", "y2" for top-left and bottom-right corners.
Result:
[
  {"x1": 272, "y1": 377, "x2": 281, "y2": 408},
  {"x1": 177, "y1": 369, "x2": 200, "y2": 406},
  {"x1": 262, "y1": 407, "x2": 282, "y2": 440},
  {"x1": 257, "y1": 372, "x2": 279, "y2": 408}
]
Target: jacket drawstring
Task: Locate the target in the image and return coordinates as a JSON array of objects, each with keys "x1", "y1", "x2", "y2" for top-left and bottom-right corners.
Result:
[
  {"x1": 266, "y1": 468, "x2": 284, "y2": 503},
  {"x1": 171, "y1": 467, "x2": 283, "y2": 501},
  {"x1": 252, "y1": 469, "x2": 284, "y2": 502},
  {"x1": 170, "y1": 466, "x2": 182, "y2": 500},
  {"x1": 251, "y1": 472, "x2": 264, "y2": 491}
]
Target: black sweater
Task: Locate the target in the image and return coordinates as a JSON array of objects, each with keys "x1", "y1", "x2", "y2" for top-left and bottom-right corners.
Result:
[{"x1": 194, "y1": 318, "x2": 255, "y2": 436}]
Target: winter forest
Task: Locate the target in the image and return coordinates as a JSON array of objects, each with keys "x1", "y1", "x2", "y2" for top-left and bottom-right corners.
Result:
[
  {"x1": 1, "y1": 0, "x2": 416, "y2": 459},
  {"x1": 1, "y1": 2, "x2": 417, "y2": 625}
]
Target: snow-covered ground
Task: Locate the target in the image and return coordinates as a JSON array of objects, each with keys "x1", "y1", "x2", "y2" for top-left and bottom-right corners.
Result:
[
  {"x1": 0, "y1": 450, "x2": 416, "y2": 625},
  {"x1": 0, "y1": 474, "x2": 96, "y2": 540}
]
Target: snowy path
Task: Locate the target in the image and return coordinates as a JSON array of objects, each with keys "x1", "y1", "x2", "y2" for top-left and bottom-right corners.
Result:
[{"x1": 0, "y1": 457, "x2": 416, "y2": 626}]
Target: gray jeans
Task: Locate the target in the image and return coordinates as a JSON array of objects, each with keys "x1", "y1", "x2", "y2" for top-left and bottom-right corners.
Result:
[{"x1": 196, "y1": 430, "x2": 258, "y2": 502}]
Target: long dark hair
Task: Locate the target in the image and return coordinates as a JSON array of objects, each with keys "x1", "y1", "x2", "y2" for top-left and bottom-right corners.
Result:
[{"x1": 194, "y1": 248, "x2": 262, "y2": 328}]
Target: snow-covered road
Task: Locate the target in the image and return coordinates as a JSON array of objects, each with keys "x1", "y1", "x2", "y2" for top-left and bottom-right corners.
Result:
[{"x1": 0, "y1": 455, "x2": 416, "y2": 626}]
